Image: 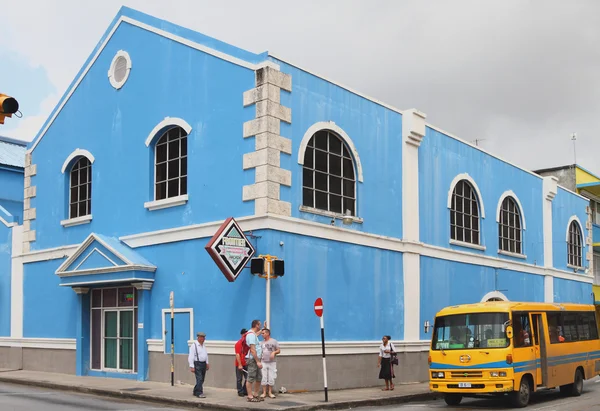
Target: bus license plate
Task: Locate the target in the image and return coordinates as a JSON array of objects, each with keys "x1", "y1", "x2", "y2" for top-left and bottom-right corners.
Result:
[{"x1": 458, "y1": 382, "x2": 471, "y2": 388}]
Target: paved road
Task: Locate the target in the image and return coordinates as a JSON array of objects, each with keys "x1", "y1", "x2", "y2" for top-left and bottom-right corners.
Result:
[
  {"x1": 359, "y1": 376, "x2": 600, "y2": 411},
  {"x1": 0, "y1": 382, "x2": 188, "y2": 411}
]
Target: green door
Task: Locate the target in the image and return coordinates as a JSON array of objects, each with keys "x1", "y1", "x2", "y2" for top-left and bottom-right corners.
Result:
[
  {"x1": 120, "y1": 311, "x2": 134, "y2": 370},
  {"x1": 104, "y1": 311, "x2": 118, "y2": 369},
  {"x1": 104, "y1": 310, "x2": 134, "y2": 371}
]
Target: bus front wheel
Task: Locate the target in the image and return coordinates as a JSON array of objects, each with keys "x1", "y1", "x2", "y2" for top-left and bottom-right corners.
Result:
[
  {"x1": 509, "y1": 377, "x2": 531, "y2": 408},
  {"x1": 444, "y1": 393, "x2": 462, "y2": 406}
]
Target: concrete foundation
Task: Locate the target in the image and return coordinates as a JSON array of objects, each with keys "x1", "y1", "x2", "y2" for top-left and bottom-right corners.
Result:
[
  {"x1": 148, "y1": 351, "x2": 429, "y2": 391},
  {"x1": 0, "y1": 347, "x2": 76, "y2": 374}
]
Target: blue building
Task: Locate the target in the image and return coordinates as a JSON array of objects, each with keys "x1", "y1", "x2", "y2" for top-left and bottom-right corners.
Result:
[
  {"x1": 0, "y1": 7, "x2": 594, "y2": 390},
  {"x1": 0, "y1": 136, "x2": 25, "y2": 345}
]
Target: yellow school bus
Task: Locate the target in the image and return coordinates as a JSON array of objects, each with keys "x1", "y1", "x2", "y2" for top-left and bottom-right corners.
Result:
[{"x1": 428, "y1": 302, "x2": 600, "y2": 408}]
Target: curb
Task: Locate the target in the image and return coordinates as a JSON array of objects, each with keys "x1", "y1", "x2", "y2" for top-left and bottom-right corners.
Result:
[{"x1": 0, "y1": 376, "x2": 439, "y2": 410}]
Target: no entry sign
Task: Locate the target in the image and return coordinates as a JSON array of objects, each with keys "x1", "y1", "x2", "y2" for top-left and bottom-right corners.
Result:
[{"x1": 314, "y1": 298, "x2": 323, "y2": 317}]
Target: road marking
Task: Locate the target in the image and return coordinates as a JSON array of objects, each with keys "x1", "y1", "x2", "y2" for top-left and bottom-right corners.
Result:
[{"x1": 0, "y1": 392, "x2": 55, "y2": 396}]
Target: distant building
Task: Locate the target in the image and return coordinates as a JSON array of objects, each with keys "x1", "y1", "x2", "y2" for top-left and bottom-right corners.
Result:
[
  {"x1": 0, "y1": 7, "x2": 594, "y2": 389},
  {"x1": 534, "y1": 164, "x2": 600, "y2": 303},
  {"x1": 0, "y1": 135, "x2": 25, "y2": 339}
]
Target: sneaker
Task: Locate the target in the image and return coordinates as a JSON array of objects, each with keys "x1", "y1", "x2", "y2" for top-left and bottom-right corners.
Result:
[{"x1": 197, "y1": 394, "x2": 206, "y2": 398}]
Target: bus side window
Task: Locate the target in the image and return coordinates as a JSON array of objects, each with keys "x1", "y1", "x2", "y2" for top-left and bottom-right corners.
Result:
[
  {"x1": 547, "y1": 312, "x2": 564, "y2": 343},
  {"x1": 513, "y1": 312, "x2": 532, "y2": 348}
]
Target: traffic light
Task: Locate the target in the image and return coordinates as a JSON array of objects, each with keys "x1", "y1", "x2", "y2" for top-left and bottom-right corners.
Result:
[
  {"x1": 0, "y1": 94, "x2": 19, "y2": 124},
  {"x1": 249, "y1": 257, "x2": 284, "y2": 277}
]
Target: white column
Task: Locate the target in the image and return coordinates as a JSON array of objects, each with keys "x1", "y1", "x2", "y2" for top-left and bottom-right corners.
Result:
[
  {"x1": 401, "y1": 108, "x2": 426, "y2": 341},
  {"x1": 542, "y1": 176, "x2": 557, "y2": 302},
  {"x1": 10, "y1": 225, "x2": 24, "y2": 338}
]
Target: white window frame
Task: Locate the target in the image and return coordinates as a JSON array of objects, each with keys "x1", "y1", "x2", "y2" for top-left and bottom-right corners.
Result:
[
  {"x1": 449, "y1": 178, "x2": 483, "y2": 247},
  {"x1": 143, "y1": 119, "x2": 192, "y2": 211},
  {"x1": 68, "y1": 157, "x2": 92, "y2": 219},
  {"x1": 566, "y1": 216, "x2": 584, "y2": 269},
  {"x1": 301, "y1": 129, "x2": 358, "y2": 218},
  {"x1": 60, "y1": 149, "x2": 95, "y2": 227},
  {"x1": 108, "y1": 50, "x2": 132, "y2": 90},
  {"x1": 497, "y1": 195, "x2": 524, "y2": 256}
]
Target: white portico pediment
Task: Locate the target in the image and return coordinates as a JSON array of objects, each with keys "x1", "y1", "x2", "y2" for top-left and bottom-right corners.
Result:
[{"x1": 55, "y1": 233, "x2": 156, "y2": 287}]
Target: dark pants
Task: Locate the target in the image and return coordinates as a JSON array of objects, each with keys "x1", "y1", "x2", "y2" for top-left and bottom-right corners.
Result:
[
  {"x1": 236, "y1": 365, "x2": 248, "y2": 395},
  {"x1": 193, "y1": 361, "x2": 207, "y2": 396}
]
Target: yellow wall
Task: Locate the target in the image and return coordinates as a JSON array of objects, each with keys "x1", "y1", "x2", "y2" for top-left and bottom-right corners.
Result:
[
  {"x1": 594, "y1": 285, "x2": 600, "y2": 304},
  {"x1": 576, "y1": 167, "x2": 600, "y2": 186}
]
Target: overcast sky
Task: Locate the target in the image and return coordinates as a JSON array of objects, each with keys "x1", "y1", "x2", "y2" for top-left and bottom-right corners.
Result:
[{"x1": 2, "y1": 0, "x2": 599, "y2": 174}]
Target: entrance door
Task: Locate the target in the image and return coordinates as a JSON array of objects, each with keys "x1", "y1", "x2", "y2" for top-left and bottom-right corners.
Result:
[
  {"x1": 530, "y1": 313, "x2": 545, "y2": 386},
  {"x1": 103, "y1": 310, "x2": 134, "y2": 371}
]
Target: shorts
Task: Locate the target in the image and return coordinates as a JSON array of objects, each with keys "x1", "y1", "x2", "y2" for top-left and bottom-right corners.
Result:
[
  {"x1": 261, "y1": 361, "x2": 277, "y2": 386},
  {"x1": 247, "y1": 357, "x2": 262, "y2": 383}
]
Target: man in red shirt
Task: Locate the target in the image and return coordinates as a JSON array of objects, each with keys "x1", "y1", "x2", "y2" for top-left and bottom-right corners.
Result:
[{"x1": 235, "y1": 328, "x2": 249, "y2": 396}]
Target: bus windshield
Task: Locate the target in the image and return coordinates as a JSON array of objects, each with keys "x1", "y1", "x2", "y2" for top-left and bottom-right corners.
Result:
[{"x1": 433, "y1": 312, "x2": 510, "y2": 350}]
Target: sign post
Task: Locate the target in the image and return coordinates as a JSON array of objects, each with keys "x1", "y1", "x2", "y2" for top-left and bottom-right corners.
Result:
[
  {"x1": 314, "y1": 297, "x2": 327, "y2": 402},
  {"x1": 170, "y1": 291, "x2": 174, "y2": 387}
]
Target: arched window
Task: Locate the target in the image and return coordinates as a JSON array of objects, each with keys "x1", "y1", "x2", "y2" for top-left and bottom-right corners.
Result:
[
  {"x1": 450, "y1": 180, "x2": 481, "y2": 245},
  {"x1": 302, "y1": 129, "x2": 356, "y2": 215},
  {"x1": 154, "y1": 126, "x2": 187, "y2": 201},
  {"x1": 69, "y1": 157, "x2": 92, "y2": 218},
  {"x1": 498, "y1": 196, "x2": 522, "y2": 254},
  {"x1": 567, "y1": 220, "x2": 583, "y2": 267}
]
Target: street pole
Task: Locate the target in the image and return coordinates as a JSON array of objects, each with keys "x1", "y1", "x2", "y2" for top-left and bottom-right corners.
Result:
[
  {"x1": 170, "y1": 291, "x2": 174, "y2": 387},
  {"x1": 321, "y1": 313, "x2": 328, "y2": 402},
  {"x1": 266, "y1": 257, "x2": 271, "y2": 329}
]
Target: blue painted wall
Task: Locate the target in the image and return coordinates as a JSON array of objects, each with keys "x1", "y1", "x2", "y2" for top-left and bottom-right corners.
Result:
[
  {"x1": 420, "y1": 256, "x2": 545, "y2": 340},
  {"x1": 419, "y1": 127, "x2": 545, "y2": 265},
  {"x1": 593, "y1": 223, "x2": 600, "y2": 244},
  {"x1": 23, "y1": 259, "x2": 77, "y2": 338},
  {"x1": 553, "y1": 277, "x2": 594, "y2": 304},
  {"x1": 164, "y1": 312, "x2": 191, "y2": 354},
  {"x1": 29, "y1": 19, "x2": 258, "y2": 251},
  {"x1": 273, "y1": 59, "x2": 404, "y2": 238},
  {"x1": 0, "y1": 168, "x2": 24, "y2": 204},
  {"x1": 552, "y1": 187, "x2": 590, "y2": 272},
  {"x1": 0, "y1": 224, "x2": 11, "y2": 336},
  {"x1": 0, "y1": 168, "x2": 24, "y2": 222},
  {"x1": 125, "y1": 229, "x2": 403, "y2": 343}
]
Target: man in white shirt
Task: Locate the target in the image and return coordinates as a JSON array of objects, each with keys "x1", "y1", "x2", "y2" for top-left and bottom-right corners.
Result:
[
  {"x1": 188, "y1": 331, "x2": 210, "y2": 398},
  {"x1": 245, "y1": 320, "x2": 263, "y2": 402}
]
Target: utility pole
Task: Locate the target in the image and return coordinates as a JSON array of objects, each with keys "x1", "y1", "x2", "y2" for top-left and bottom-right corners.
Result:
[{"x1": 571, "y1": 133, "x2": 577, "y2": 166}]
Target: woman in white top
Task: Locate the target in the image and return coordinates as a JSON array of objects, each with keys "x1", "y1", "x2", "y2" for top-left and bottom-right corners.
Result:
[{"x1": 377, "y1": 335, "x2": 395, "y2": 390}]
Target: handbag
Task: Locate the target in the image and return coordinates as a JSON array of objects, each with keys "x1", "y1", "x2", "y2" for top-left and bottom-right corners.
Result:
[{"x1": 389, "y1": 343, "x2": 399, "y2": 365}]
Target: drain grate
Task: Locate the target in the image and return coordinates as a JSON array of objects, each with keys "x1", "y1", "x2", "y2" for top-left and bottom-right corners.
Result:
[
  {"x1": 273, "y1": 401, "x2": 306, "y2": 406},
  {"x1": 121, "y1": 387, "x2": 150, "y2": 392}
]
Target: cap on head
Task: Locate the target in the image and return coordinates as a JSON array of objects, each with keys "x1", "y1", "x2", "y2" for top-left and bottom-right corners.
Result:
[{"x1": 197, "y1": 332, "x2": 206, "y2": 337}]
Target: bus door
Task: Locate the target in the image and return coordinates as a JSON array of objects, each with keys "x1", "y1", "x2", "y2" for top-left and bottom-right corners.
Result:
[
  {"x1": 512, "y1": 312, "x2": 538, "y2": 386},
  {"x1": 530, "y1": 313, "x2": 546, "y2": 386}
]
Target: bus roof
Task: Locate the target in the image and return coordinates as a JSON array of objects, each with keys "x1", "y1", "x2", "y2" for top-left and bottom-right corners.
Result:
[{"x1": 435, "y1": 301, "x2": 595, "y2": 317}]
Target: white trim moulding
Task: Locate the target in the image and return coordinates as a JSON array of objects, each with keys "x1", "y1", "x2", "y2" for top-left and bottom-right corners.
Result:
[
  {"x1": 61, "y1": 149, "x2": 96, "y2": 174},
  {"x1": 60, "y1": 214, "x2": 93, "y2": 228},
  {"x1": 149, "y1": 339, "x2": 430, "y2": 356},
  {"x1": 116, "y1": 214, "x2": 595, "y2": 284},
  {"x1": 299, "y1": 206, "x2": 364, "y2": 224},
  {"x1": 28, "y1": 16, "x2": 278, "y2": 154},
  {"x1": 450, "y1": 239, "x2": 486, "y2": 251},
  {"x1": 0, "y1": 337, "x2": 76, "y2": 350},
  {"x1": 144, "y1": 195, "x2": 188, "y2": 211}
]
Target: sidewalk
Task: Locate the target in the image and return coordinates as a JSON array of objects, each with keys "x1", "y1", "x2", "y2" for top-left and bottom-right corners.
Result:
[{"x1": 0, "y1": 369, "x2": 437, "y2": 410}]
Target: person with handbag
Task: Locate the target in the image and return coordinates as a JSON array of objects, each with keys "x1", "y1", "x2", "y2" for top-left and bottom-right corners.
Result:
[{"x1": 377, "y1": 335, "x2": 396, "y2": 391}]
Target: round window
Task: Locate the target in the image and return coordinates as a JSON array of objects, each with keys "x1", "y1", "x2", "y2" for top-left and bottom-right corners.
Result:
[{"x1": 108, "y1": 51, "x2": 131, "y2": 89}]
